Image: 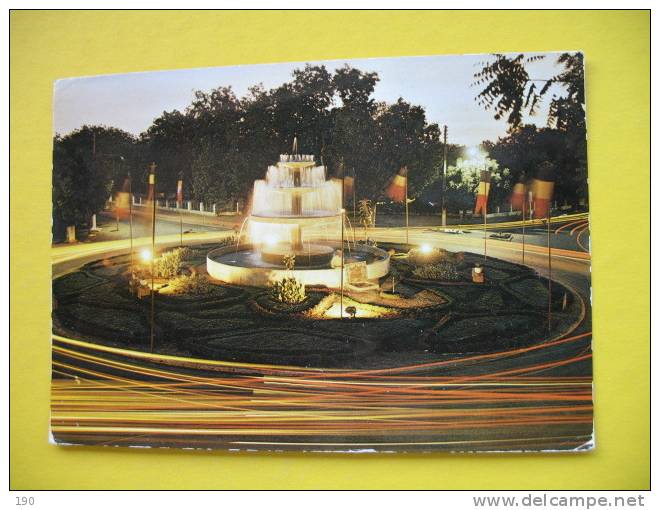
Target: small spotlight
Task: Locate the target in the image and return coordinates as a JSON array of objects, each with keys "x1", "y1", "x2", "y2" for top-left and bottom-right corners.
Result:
[
  {"x1": 264, "y1": 234, "x2": 278, "y2": 247},
  {"x1": 140, "y1": 249, "x2": 152, "y2": 262},
  {"x1": 420, "y1": 244, "x2": 432, "y2": 254}
]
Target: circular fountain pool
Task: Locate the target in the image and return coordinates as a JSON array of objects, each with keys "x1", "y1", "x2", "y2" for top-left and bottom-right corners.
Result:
[
  {"x1": 207, "y1": 146, "x2": 391, "y2": 288},
  {"x1": 207, "y1": 243, "x2": 390, "y2": 287}
]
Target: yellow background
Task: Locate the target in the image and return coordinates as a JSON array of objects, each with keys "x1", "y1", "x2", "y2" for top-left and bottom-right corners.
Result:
[{"x1": 10, "y1": 10, "x2": 650, "y2": 489}]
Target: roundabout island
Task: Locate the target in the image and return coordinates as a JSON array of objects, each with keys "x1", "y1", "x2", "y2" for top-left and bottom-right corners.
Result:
[
  {"x1": 52, "y1": 149, "x2": 584, "y2": 370},
  {"x1": 207, "y1": 149, "x2": 390, "y2": 287},
  {"x1": 52, "y1": 240, "x2": 582, "y2": 369}
]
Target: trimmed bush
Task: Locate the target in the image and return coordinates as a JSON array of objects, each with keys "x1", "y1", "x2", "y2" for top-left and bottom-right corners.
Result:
[
  {"x1": 412, "y1": 261, "x2": 461, "y2": 281},
  {"x1": 152, "y1": 248, "x2": 184, "y2": 278},
  {"x1": 253, "y1": 291, "x2": 323, "y2": 315},
  {"x1": 270, "y1": 276, "x2": 306, "y2": 304},
  {"x1": 169, "y1": 273, "x2": 213, "y2": 295},
  {"x1": 53, "y1": 271, "x2": 106, "y2": 298},
  {"x1": 219, "y1": 235, "x2": 239, "y2": 247},
  {"x1": 57, "y1": 303, "x2": 148, "y2": 342},
  {"x1": 408, "y1": 246, "x2": 454, "y2": 266}
]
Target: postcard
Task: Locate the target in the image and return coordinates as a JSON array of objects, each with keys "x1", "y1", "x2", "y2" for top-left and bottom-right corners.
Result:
[{"x1": 50, "y1": 52, "x2": 592, "y2": 452}]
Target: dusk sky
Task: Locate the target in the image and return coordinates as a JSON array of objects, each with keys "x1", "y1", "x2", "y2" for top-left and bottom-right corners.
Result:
[{"x1": 53, "y1": 52, "x2": 568, "y2": 146}]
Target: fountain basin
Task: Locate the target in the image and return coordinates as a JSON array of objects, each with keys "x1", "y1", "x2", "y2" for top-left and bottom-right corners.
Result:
[
  {"x1": 207, "y1": 243, "x2": 390, "y2": 288},
  {"x1": 260, "y1": 243, "x2": 335, "y2": 266}
]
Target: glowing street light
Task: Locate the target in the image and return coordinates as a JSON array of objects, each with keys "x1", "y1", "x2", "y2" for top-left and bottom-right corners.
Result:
[
  {"x1": 140, "y1": 249, "x2": 152, "y2": 263},
  {"x1": 264, "y1": 234, "x2": 279, "y2": 247},
  {"x1": 420, "y1": 244, "x2": 432, "y2": 254},
  {"x1": 467, "y1": 146, "x2": 486, "y2": 164},
  {"x1": 466, "y1": 146, "x2": 490, "y2": 261}
]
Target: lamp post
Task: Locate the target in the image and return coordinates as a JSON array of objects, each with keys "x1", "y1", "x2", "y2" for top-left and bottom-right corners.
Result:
[
  {"x1": 340, "y1": 160, "x2": 345, "y2": 320},
  {"x1": 441, "y1": 125, "x2": 447, "y2": 227},
  {"x1": 148, "y1": 162, "x2": 157, "y2": 352},
  {"x1": 95, "y1": 153, "x2": 125, "y2": 231},
  {"x1": 404, "y1": 166, "x2": 409, "y2": 246},
  {"x1": 128, "y1": 171, "x2": 133, "y2": 270},
  {"x1": 467, "y1": 147, "x2": 489, "y2": 260},
  {"x1": 483, "y1": 158, "x2": 488, "y2": 260}
]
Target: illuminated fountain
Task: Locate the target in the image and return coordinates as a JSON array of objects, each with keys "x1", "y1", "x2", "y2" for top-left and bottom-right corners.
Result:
[
  {"x1": 207, "y1": 141, "x2": 390, "y2": 288},
  {"x1": 250, "y1": 151, "x2": 341, "y2": 266}
]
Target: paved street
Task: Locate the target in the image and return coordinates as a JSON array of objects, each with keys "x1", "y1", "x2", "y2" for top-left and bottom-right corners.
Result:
[{"x1": 50, "y1": 211, "x2": 592, "y2": 452}]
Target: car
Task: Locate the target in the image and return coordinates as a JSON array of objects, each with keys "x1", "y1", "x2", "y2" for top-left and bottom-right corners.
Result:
[{"x1": 489, "y1": 232, "x2": 513, "y2": 241}]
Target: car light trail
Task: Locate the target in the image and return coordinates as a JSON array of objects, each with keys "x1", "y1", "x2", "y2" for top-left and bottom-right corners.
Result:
[{"x1": 51, "y1": 332, "x2": 593, "y2": 451}]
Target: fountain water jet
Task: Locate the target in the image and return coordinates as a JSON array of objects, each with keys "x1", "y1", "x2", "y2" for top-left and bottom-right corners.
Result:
[{"x1": 207, "y1": 143, "x2": 390, "y2": 288}]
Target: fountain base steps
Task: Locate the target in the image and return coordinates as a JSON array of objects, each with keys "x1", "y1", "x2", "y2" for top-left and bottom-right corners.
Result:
[
  {"x1": 207, "y1": 243, "x2": 390, "y2": 288},
  {"x1": 260, "y1": 243, "x2": 335, "y2": 267}
]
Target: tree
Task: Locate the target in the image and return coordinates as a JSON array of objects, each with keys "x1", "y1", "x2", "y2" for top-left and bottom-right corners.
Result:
[
  {"x1": 190, "y1": 142, "x2": 243, "y2": 209},
  {"x1": 473, "y1": 53, "x2": 585, "y2": 128},
  {"x1": 442, "y1": 155, "x2": 508, "y2": 213},
  {"x1": 372, "y1": 99, "x2": 442, "y2": 203},
  {"x1": 473, "y1": 54, "x2": 546, "y2": 128},
  {"x1": 140, "y1": 110, "x2": 197, "y2": 198},
  {"x1": 52, "y1": 126, "x2": 122, "y2": 240},
  {"x1": 474, "y1": 53, "x2": 587, "y2": 208},
  {"x1": 486, "y1": 125, "x2": 586, "y2": 208},
  {"x1": 357, "y1": 199, "x2": 374, "y2": 240},
  {"x1": 54, "y1": 64, "x2": 449, "y2": 216}
]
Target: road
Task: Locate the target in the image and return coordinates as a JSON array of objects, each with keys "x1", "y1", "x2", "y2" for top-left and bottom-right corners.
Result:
[{"x1": 50, "y1": 212, "x2": 593, "y2": 452}]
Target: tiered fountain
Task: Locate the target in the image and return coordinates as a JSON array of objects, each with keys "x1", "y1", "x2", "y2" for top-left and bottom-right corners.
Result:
[{"x1": 207, "y1": 140, "x2": 390, "y2": 288}]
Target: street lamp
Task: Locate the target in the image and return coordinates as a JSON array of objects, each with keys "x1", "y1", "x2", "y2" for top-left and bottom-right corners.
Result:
[
  {"x1": 466, "y1": 146, "x2": 486, "y2": 164},
  {"x1": 441, "y1": 125, "x2": 447, "y2": 227},
  {"x1": 466, "y1": 146, "x2": 490, "y2": 260},
  {"x1": 140, "y1": 249, "x2": 152, "y2": 263}
]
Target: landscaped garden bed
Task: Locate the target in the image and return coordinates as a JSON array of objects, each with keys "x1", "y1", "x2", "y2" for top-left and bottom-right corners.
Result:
[{"x1": 51, "y1": 243, "x2": 583, "y2": 369}]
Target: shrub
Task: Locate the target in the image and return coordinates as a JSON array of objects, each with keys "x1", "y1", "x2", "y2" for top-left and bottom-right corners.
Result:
[
  {"x1": 152, "y1": 248, "x2": 185, "y2": 278},
  {"x1": 282, "y1": 253, "x2": 296, "y2": 271},
  {"x1": 218, "y1": 235, "x2": 239, "y2": 248},
  {"x1": 270, "y1": 276, "x2": 306, "y2": 304},
  {"x1": 254, "y1": 291, "x2": 323, "y2": 315},
  {"x1": 169, "y1": 273, "x2": 213, "y2": 295},
  {"x1": 412, "y1": 261, "x2": 461, "y2": 281},
  {"x1": 408, "y1": 247, "x2": 453, "y2": 266}
]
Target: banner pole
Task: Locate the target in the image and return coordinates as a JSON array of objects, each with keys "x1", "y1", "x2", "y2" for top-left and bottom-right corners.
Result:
[
  {"x1": 522, "y1": 192, "x2": 526, "y2": 265},
  {"x1": 149, "y1": 162, "x2": 157, "y2": 353},
  {"x1": 352, "y1": 167, "x2": 357, "y2": 220},
  {"x1": 405, "y1": 167, "x2": 409, "y2": 246},
  {"x1": 129, "y1": 172, "x2": 133, "y2": 270},
  {"x1": 547, "y1": 211, "x2": 552, "y2": 331},
  {"x1": 340, "y1": 161, "x2": 345, "y2": 320},
  {"x1": 484, "y1": 197, "x2": 487, "y2": 260}
]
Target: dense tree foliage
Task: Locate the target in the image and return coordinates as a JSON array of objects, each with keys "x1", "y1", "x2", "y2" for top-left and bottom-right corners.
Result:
[
  {"x1": 52, "y1": 56, "x2": 588, "y2": 238},
  {"x1": 473, "y1": 52, "x2": 587, "y2": 207},
  {"x1": 52, "y1": 126, "x2": 137, "y2": 238}
]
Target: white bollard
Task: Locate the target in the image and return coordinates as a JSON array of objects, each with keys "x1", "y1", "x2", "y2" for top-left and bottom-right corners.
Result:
[
  {"x1": 66, "y1": 225, "x2": 76, "y2": 243},
  {"x1": 91, "y1": 214, "x2": 99, "y2": 231},
  {"x1": 212, "y1": 203, "x2": 216, "y2": 214},
  {"x1": 187, "y1": 200, "x2": 192, "y2": 211},
  {"x1": 200, "y1": 202, "x2": 204, "y2": 212}
]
